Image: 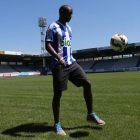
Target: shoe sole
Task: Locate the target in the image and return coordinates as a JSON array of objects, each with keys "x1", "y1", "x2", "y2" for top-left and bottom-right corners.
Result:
[
  {"x1": 54, "y1": 130, "x2": 66, "y2": 135},
  {"x1": 86, "y1": 119, "x2": 105, "y2": 125}
]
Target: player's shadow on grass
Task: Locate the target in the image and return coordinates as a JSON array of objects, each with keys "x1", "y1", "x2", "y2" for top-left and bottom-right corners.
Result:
[
  {"x1": 1, "y1": 123, "x2": 52, "y2": 138},
  {"x1": 1, "y1": 122, "x2": 102, "y2": 138}
]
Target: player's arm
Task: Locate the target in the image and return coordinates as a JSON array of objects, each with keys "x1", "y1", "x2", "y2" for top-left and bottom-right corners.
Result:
[{"x1": 45, "y1": 41, "x2": 66, "y2": 67}]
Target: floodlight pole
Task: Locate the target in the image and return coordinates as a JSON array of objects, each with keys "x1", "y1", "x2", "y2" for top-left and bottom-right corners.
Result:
[{"x1": 38, "y1": 17, "x2": 47, "y2": 67}]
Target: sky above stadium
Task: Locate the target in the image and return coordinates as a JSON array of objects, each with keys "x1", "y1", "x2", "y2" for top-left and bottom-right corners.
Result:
[{"x1": 0, "y1": 0, "x2": 140, "y2": 54}]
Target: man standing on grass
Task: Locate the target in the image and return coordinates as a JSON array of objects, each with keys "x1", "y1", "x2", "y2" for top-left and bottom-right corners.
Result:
[{"x1": 45, "y1": 5, "x2": 105, "y2": 135}]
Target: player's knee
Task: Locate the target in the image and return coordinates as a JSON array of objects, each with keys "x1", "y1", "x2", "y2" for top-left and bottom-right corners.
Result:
[{"x1": 82, "y1": 79, "x2": 91, "y2": 89}]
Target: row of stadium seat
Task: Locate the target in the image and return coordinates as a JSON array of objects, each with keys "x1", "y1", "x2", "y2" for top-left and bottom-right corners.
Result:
[
  {"x1": 78, "y1": 57, "x2": 139, "y2": 70},
  {"x1": 0, "y1": 65, "x2": 35, "y2": 73},
  {"x1": 78, "y1": 61, "x2": 95, "y2": 70},
  {"x1": 112, "y1": 57, "x2": 139, "y2": 68},
  {"x1": 0, "y1": 65, "x2": 17, "y2": 73}
]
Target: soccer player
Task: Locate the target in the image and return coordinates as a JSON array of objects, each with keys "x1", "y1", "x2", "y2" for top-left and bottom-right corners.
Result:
[{"x1": 45, "y1": 5, "x2": 105, "y2": 135}]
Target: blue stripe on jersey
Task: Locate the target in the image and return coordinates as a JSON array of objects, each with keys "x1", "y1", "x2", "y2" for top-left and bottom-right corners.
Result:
[
  {"x1": 70, "y1": 48, "x2": 75, "y2": 63},
  {"x1": 63, "y1": 47, "x2": 68, "y2": 65},
  {"x1": 52, "y1": 25, "x2": 58, "y2": 53},
  {"x1": 51, "y1": 25, "x2": 59, "y2": 66},
  {"x1": 66, "y1": 26, "x2": 72, "y2": 38},
  {"x1": 59, "y1": 24, "x2": 68, "y2": 65}
]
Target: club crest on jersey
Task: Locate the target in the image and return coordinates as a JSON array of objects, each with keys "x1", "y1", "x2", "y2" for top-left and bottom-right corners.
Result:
[{"x1": 60, "y1": 37, "x2": 71, "y2": 47}]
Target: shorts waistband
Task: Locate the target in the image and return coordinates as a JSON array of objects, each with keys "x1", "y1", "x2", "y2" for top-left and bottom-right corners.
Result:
[{"x1": 52, "y1": 61, "x2": 75, "y2": 68}]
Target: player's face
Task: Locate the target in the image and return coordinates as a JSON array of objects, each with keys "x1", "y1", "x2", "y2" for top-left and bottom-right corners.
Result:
[{"x1": 64, "y1": 8, "x2": 73, "y2": 22}]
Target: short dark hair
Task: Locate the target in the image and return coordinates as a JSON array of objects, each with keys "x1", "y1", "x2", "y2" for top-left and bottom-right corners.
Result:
[{"x1": 59, "y1": 5, "x2": 72, "y2": 14}]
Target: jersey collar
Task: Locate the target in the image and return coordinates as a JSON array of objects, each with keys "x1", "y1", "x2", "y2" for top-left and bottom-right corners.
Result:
[{"x1": 56, "y1": 20, "x2": 67, "y2": 31}]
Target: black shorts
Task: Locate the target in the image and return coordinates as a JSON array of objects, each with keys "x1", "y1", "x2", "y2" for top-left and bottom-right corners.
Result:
[{"x1": 52, "y1": 62, "x2": 88, "y2": 92}]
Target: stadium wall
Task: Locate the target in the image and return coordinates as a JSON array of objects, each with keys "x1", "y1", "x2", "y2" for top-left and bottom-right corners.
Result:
[
  {"x1": 85, "y1": 67, "x2": 140, "y2": 73},
  {"x1": 0, "y1": 72, "x2": 40, "y2": 78}
]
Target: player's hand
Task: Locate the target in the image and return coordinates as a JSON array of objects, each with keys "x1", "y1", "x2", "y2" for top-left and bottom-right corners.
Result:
[{"x1": 58, "y1": 58, "x2": 66, "y2": 70}]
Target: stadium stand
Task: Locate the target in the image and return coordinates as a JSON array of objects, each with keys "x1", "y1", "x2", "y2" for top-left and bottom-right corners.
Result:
[
  {"x1": 92, "y1": 59, "x2": 116, "y2": 69},
  {"x1": 136, "y1": 58, "x2": 140, "y2": 67},
  {"x1": 0, "y1": 65, "x2": 17, "y2": 73},
  {"x1": 10, "y1": 65, "x2": 35, "y2": 72},
  {"x1": 78, "y1": 61, "x2": 95, "y2": 70},
  {"x1": 111, "y1": 57, "x2": 139, "y2": 68}
]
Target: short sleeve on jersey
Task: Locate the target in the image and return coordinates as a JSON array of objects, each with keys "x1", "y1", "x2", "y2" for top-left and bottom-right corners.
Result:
[{"x1": 45, "y1": 26, "x2": 53, "y2": 42}]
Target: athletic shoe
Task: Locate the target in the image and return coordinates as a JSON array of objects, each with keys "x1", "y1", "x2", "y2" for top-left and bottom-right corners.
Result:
[
  {"x1": 86, "y1": 112, "x2": 105, "y2": 125},
  {"x1": 53, "y1": 122, "x2": 66, "y2": 135}
]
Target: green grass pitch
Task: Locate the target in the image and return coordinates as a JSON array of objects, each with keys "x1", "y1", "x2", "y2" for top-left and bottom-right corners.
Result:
[{"x1": 0, "y1": 71, "x2": 140, "y2": 140}]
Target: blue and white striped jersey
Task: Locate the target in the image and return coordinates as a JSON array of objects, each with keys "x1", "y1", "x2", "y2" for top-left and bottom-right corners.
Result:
[{"x1": 45, "y1": 20, "x2": 75, "y2": 66}]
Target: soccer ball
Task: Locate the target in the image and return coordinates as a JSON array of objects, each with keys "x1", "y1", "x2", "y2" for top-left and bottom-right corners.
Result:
[{"x1": 110, "y1": 34, "x2": 128, "y2": 52}]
